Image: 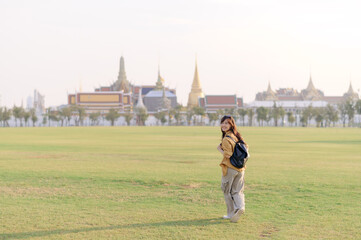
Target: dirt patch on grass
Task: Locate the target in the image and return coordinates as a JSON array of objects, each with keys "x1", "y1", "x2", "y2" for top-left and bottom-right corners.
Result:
[
  {"x1": 0, "y1": 186, "x2": 70, "y2": 197},
  {"x1": 182, "y1": 183, "x2": 202, "y2": 189},
  {"x1": 162, "y1": 182, "x2": 203, "y2": 189},
  {"x1": 259, "y1": 225, "x2": 280, "y2": 238}
]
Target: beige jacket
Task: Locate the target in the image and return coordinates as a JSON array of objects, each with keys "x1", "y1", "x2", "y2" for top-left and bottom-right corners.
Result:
[{"x1": 220, "y1": 130, "x2": 246, "y2": 176}]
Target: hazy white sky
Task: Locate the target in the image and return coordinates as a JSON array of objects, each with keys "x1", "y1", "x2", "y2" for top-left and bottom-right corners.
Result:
[{"x1": 1, "y1": 0, "x2": 361, "y2": 107}]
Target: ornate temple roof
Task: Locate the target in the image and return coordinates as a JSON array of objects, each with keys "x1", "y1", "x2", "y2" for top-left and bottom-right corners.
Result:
[
  {"x1": 343, "y1": 82, "x2": 359, "y2": 100},
  {"x1": 300, "y1": 76, "x2": 324, "y2": 100}
]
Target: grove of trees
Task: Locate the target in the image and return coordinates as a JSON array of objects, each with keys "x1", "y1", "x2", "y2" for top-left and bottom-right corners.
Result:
[{"x1": 1, "y1": 99, "x2": 361, "y2": 127}]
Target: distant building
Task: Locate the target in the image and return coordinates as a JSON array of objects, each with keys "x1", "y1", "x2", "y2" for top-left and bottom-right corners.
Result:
[
  {"x1": 26, "y1": 95, "x2": 33, "y2": 110},
  {"x1": 255, "y1": 76, "x2": 359, "y2": 104},
  {"x1": 68, "y1": 56, "x2": 177, "y2": 113},
  {"x1": 33, "y1": 89, "x2": 45, "y2": 115},
  {"x1": 143, "y1": 87, "x2": 177, "y2": 112},
  {"x1": 68, "y1": 91, "x2": 132, "y2": 113},
  {"x1": 249, "y1": 77, "x2": 359, "y2": 112},
  {"x1": 187, "y1": 58, "x2": 243, "y2": 113},
  {"x1": 199, "y1": 95, "x2": 243, "y2": 113}
]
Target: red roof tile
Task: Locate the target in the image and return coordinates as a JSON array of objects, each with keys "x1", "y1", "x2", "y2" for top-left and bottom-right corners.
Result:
[{"x1": 205, "y1": 95, "x2": 237, "y2": 105}]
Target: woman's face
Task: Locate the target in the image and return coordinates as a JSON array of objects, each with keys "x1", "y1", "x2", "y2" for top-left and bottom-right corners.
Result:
[{"x1": 221, "y1": 119, "x2": 231, "y2": 132}]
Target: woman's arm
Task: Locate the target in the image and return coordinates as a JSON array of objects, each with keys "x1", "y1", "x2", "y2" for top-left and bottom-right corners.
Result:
[{"x1": 217, "y1": 144, "x2": 224, "y2": 155}]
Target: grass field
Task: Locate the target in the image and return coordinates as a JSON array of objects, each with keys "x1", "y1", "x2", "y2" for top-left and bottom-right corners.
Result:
[{"x1": 0, "y1": 126, "x2": 360, "y2": 239}]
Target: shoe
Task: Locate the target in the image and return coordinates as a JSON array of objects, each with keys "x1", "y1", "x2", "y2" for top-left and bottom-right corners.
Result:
[
  {"x1": 230, "y1": 208, "x2": 245, "y2": 223},
  {"x1": 222, "y1": 215, "x2": 230, "y2": 219}
]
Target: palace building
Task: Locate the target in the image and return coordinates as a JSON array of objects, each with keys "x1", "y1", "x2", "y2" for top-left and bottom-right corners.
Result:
[
  {"x1": 248, "y1": 76, "x2": 359, "y2": 111},
  {"x1": 67, "y1": 56, "x2": 177, "y2": 113}
]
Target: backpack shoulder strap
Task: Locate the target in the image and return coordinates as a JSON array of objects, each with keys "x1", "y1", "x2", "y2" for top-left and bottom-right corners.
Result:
[
  {"x1": 226, "y1": 135, "x2": 237, "y2": 144},
  {"x1": 226, "y1": 135, "x2": 245, "y2": 144}
]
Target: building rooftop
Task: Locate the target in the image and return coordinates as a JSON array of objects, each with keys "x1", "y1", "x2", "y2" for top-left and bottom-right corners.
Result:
[{"x1": 144, "y1": 90, "x2": 176, "y2": 98}]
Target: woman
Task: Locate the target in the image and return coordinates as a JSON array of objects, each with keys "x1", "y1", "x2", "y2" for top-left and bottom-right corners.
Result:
[{"x1": 217, "y1": 115, "x2": 248, "y2": 223}]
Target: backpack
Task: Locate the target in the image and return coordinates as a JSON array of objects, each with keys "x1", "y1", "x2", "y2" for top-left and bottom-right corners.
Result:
[{"x1": 226, "y1": 135, "x2": 250, "y2": 169}]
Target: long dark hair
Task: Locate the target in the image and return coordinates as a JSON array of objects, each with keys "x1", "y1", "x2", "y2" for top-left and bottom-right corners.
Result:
[{"x1": 220, "y1": 115, "x2": 247, "y2": 146}]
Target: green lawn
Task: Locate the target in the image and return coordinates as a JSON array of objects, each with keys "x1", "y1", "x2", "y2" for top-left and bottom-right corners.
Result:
[{"x1": 0, "y1": 127, "x2": 360, "y2": 239}]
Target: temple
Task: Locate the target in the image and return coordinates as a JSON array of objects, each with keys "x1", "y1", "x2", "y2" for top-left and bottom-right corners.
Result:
[
  {"x1": 68, "y1": 56, "x2": 177, "y2": 113},
  {"x1": 255, "y1": 75, "x2": 358, "y2": 104},
  {"x1": 249, "y1": 75, "x2": 359, "y2": 113}
]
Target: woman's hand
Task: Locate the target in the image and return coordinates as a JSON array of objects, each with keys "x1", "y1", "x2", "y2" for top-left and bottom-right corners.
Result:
[{"x1": 217, "y1": 144, "x2": 224, "y2": 155}]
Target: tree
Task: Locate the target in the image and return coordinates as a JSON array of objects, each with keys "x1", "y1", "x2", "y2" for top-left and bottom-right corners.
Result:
[
  {"x1": 207, "y1": 113, "x2": 218, "y2": 126},
  {"x1": 49, "y1": 111, "x2": 59, "y2": 126},
  {"x1": 325, "y1": 104, "x2": 338, "y2": 127},
  {"x1": 89, "y1": 112, "x2": 101, "y2": 126},
  {"x1": 237, "y1": 108, "x2": 247, "y2": 126},
  {"x1": 356, "y1": 100, "x2": 361, "y2": 114},
  {"x1": 356, "y1": 100, "x2": 361, "y2": 127},
  {"x1": 12, "y1": 106, "x2": 25, "y2": 127},
  {"x1": 154, "y1": 111, "x2": 166, "y2": 125},
  {"x1": 23, "y1": 110, "x2": 31, "y2": 127},
  {"x1": 216, "y1": 109, "x2": 225, "y2": 122},
  {"x1": 287, "y1": 112, "x2": 295, "y2": 126},
  {"x1": 186, "y1": 108, "x2": 195, "y2": 126},
  {"x1": 121, "y1": 110, "x2": 133, "y2": 126},
  {"x1": 271, "y1": 103, "x2": 280, "y2": 127},
  {"x1": 301, "y1": 105, "x2": 314, "y2": 127},
  {"x1": 279, "y1": 107, "x2": 286, "y2": 127},
  {"x1": 256, "y1": 107, "x2": 268, "y2": 127},
  {"x1": 30, "y1": 109, "x2": 38, "y2": 127},
  {"x1": 59, "y1": 107, "x2": 72, "y2": 126},
  {"x1": 193, "y1": 106, "x2": 205, "y2": 125},
  {"x1": 105, "y1": 109, "x2": 120, "y2": 126},
  {"x1": 42, "y1": 114, "x2": 47, "y2": 126},
  {"x1": 300, "y1": 115, "x2": 307, "y2": 127},
  {"x1": 314, "y1": 108, "x2": 325, "y2": 127},
  {"x1": 0, "y1": 107, "x2": 12, "y2": 127},
  {"x1": 344, "y1": 101, "x2": 355, "y2": 127},
  {"x1": 135, "y1": 108, "x2": 148, "y2": 126},
  {"x1": 173, "y1": 104, "x2": 183, "y2": 126},
  {"x1": 71, "y1": 105, "x2": 86, "y2": 126},
  {"x1": 247, "y1": 109, "x2": 254, "y2": 126},
  {"x1": 338, "y1": 102, "x2": 348, "y2": 127}
]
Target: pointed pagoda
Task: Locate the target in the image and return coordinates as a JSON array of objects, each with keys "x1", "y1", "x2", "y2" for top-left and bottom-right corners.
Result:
[
  {"x1": 301, "y1": 75, "x2": 324, "y2": 100},
  {"x1": 160, "y1": 86, "x2": 171, "y2": 110},
  {"x1": 343, "y1": 82, "x2": 359, "y2": 100},
  {"x1": 255, "y1": 82, "x2": 278, "y2": 101},
  {"x1": 155, "y1": 66, "x2": 165, "y2": 90},
  {"x1": 187, "y1": 58, "x2": 204, "y2": 108},
  {"x1": 135, "y1": 88, "x2": 146, "y2": 110},
  {"x1": 112, "y1": 56, "x2": 130, "y2": 92},
  {"x1": 264, "y1": 82, "x2": 278, "y2": 100}
]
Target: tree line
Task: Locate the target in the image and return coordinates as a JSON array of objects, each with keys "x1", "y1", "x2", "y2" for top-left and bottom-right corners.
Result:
[{"x1": 1, "y1": 99, "x2": 361, "y2": 127}]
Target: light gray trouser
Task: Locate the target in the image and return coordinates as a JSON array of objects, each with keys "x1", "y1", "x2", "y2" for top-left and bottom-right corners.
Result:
[{"x1": 221, "y1": 168, "x2": 245, "y2": 217}]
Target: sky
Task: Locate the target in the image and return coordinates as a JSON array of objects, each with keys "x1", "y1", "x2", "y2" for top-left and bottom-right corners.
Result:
[{"x1": 1, "y1": 0, "x2": 361, "y2": 108}]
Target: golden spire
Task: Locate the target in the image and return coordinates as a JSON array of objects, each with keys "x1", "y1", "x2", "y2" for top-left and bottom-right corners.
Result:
[
  {"x1": 267, "y1": 81, "x2": 273, "y2": 93},
  {"x1": 306, "y1": 74, "x2": 316, "y2": 91},
  {"x1": 187, "y1": 57, "x2": 204, "y2": 107},
  {"x1": 192, "y1": 59, "x2": 202, "y2": 89},
  {"x1": 347, "y1": 81, "x2": 354, "y2": 94},
  {"x1": 155, "y1": 64, "x2": 165, "y2": 90}
]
